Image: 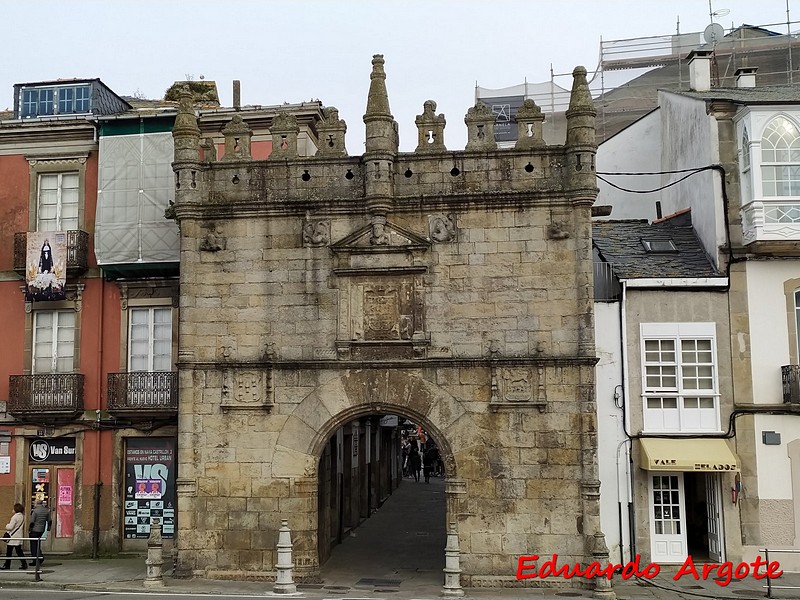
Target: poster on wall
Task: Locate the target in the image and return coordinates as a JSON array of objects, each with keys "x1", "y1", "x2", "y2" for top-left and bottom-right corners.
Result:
[
  {"x1": 124, "y1": 438, "x2": 176, "y2": 539},
  {"x1": 25, "y1": 231, "x2": 67, "y2": 301}
]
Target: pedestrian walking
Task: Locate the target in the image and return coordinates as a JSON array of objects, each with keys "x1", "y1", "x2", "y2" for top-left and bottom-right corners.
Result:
[
  {"x1": 408, "y1": 440, "x2": 422, "y2": 483},
  {"x1": 28, "y1": 499, "x2": 50, "y2": 567},
  {"x1": 401, "y1": 438, "x2": 410, "y2": 478},
  {"x1": 1, "y1": 503, "x2": 27, "y2": 570},
  {"x1": 423, "y1": 445, "x2": 439, "y2": 483}
]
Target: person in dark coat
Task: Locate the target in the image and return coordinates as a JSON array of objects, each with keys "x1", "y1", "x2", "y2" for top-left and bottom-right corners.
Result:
[
  {"x1": 28, "y1": 500, "x2": 50, "y2": 566},
  {"x1": 408, "y1": 440, "x2": 422, "y2": 483}
]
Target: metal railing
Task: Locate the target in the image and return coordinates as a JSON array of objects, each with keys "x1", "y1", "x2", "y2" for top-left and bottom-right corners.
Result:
[
  {"x1": 13, "y1": 230, "x2": 90, "y2": 277},
  {"x1": 782, "y1": 365, "x2": 800, "y2": 404},
  {"x1": 0, "y1": 535, "x2": 46, "y2": 582},
  {"x1": 762, "y1": 548, "x2": 800, "y2": 598},
  {"x1": 107, "y1": 371, "x2": 178, "y2": 414},
  {"x1": 7, "y1": 373, "x2": 84, "y2": 416}
]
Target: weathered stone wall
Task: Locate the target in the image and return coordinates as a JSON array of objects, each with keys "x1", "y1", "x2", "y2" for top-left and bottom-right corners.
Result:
[{"x1": 172, "y1": 58, "x2": 606, "y2": 588}]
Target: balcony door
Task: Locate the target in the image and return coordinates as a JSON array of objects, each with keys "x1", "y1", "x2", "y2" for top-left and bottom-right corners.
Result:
[
  {"x1": 128, "y1": 307, "x2": 171, "y2": 372},
  {"x1": 127, "y1": 307, "x2": 172, "y2": 406},
  {"x1": 32, "y1": 311, "x2": 76, "y2": 408},
  {"x1": 37, "y1": 172, "x2": 79, "y2": 232}
]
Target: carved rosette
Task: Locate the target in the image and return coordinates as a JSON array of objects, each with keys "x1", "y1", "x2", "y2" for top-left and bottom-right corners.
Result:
[
  {"x1": 428, "y1": 214, "x2": 456, "y2": 242},
  {"x1": 302, "y1": 220, "x2": 330, "y2": 247}
]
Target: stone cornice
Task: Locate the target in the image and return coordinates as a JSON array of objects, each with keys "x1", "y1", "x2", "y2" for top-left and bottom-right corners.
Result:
[
  {"x1": 173, "y1": 190, "x2": 585, "y2": 220},
  {"x1": 178, "y1": 356, "x2": 600, "y2": 370}
]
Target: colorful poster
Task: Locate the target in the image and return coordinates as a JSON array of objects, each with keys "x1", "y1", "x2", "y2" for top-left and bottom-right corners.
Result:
[
  {"x1": 124, "y1": 438, "x2": 176, "y2": 539},
  {"x1": 25, "y1": 231, "x2": 67, "y2": 301},
  {"x1": 57, "y1": 470, "x2": 74, "y2": 537}
]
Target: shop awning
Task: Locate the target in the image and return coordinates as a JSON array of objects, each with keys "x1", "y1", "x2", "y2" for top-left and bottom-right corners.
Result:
[{"x1": 639, "y1": 438, "x2": 739, "y2": 472}]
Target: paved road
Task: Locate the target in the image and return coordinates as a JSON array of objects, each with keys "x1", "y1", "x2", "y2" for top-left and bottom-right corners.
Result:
[{"x1": 320, "y1": 473, "x2": 447, "y2": 595}]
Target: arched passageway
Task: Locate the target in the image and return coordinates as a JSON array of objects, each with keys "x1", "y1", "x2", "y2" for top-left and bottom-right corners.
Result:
[{"x1": 317, "y1": 413, "x2": 447, "y2": 592}]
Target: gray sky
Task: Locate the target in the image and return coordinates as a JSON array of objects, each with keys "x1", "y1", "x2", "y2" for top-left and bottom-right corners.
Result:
[{"x1": 3, "y1": 1, "x2": 794, "y2": 150}]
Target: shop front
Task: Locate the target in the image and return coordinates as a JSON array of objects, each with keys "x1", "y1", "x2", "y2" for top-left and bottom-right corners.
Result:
[{"x1": 639, "y1": 438, "x2": 740, "y2": 564}]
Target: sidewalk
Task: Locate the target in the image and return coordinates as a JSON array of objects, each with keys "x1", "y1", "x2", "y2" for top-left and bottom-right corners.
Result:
[
  {"x1": 1, "y1": 555, "x2": 800, "y2": 599},
  {"x1": 1, "y1": 475, "x2": 799, "y2": 599}
]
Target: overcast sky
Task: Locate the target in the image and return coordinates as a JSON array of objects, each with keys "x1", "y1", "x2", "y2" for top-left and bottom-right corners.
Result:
[{"x1": 3, "y1": 1, "x2": 795, "y2": 150}]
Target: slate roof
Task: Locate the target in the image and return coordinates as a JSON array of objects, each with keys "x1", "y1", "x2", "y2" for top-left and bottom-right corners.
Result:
[
  {"x1": 671, "y1": 85, "x2": 800, "y2": 104},
  {"x1": 592, "y1": 211, "x2": 722, "y2": 279}
]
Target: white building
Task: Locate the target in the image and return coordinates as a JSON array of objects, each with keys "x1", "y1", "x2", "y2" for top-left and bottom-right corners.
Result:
[{"x1": 595, "y1": 50, "x2": 800, "y2": 565}]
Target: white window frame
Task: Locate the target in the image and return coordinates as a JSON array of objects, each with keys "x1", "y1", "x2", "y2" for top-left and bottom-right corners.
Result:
[
  {"x1": 127, "y1": 307, "x2": 173, "y2": 372},
  {"x1": 760, "y1": 116, "x2": 800, "y2": 225},
  {"x1": 641, "y1": 322, "x2": 721, "y2": 433},
  {"x1": 32, "y1": 310, "x2": 75, "y2": 374},
  {"x1": 37, "y1": 171, "x2": 79, "y2": 232}
]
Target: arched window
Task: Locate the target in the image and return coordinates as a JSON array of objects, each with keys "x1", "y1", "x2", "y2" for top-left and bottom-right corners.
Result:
[
  {"x1": 741, "y1": 127, "x2": 750, "y2": 172},
  {"x1": 761, "y1": 116, "x2": 800, "y2": 197}
]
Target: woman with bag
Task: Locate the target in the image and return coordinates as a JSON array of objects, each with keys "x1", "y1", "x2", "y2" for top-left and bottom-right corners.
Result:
[{"x1": 1, "y1": 503, "x2": 28, "y2": 570}]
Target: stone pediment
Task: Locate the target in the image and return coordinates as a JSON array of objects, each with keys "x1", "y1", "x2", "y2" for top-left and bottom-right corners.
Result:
[{"x1": 330, "y1": 220, "x2": 430, "y2": 254}]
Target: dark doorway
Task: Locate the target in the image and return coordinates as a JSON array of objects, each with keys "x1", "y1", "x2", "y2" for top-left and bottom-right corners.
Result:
[{"x1": 317, "y1": 416, "x2": 447, "y2": 591}]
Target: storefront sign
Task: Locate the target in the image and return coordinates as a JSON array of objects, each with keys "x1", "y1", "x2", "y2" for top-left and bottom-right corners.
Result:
[
  {"x1": 29, "y1": 438, "x2": 76, "y2": 463},
  {"x1": 124, "y1": 438, "x2": 176, "y2": 539}
]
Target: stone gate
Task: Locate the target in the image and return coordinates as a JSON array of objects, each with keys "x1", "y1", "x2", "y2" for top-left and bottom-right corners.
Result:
[{"x1": 171, "y1": 55, "x2": 612, "y2": 593}]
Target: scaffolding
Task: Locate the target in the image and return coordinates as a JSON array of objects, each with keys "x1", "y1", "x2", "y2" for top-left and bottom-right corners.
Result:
[{"x1": 477, "y1": 18, "x2": 800, "y2": 144}]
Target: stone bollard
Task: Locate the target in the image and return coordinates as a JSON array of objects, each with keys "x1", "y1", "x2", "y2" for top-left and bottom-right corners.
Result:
[
  {"x1": 273, "y1": 519, "x2": 297, "y2": 594},
  {"x1": 591, "y1": 531, "x2": 617, "y2": 600},
  {"x1": 442, "y1": 522, "x2": 464, "y2": 597},
  {"x1": 143, "y1": 519, "x2": 165, "y2": 589}
]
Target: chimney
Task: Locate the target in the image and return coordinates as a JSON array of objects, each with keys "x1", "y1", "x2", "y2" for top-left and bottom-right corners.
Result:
[
  {"x1": 233, "y1": 80, "x2": 241, "y2": 110},
  {"x1": 735, "y1": 67, "x2": 757, "y2": 88},
  {"x1": 688, "y1": 49, "x2": 713, "y2": 92}
]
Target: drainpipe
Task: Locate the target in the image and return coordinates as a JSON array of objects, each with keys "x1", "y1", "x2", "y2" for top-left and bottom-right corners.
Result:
[
  {"x1": 620, "y1": 280, "x2": 637, "y2": 558},
  {"x1": 91, "y1": 277, "x2": 105, "y2": 559}
]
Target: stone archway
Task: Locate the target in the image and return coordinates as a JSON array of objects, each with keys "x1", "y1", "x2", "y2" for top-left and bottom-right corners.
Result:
[
  {"x1": 272, "y1": 368, "x2": 480, "y2": 578},
  {"x1": 273, "y1": 369, "x2": 479, "y2": 480}
]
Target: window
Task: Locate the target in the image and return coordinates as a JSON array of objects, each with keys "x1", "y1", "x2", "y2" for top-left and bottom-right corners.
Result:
[
  {"x1": 761, "y1": 116, "x2": 800, "y2": 200},
  {"x1": 742, "y1": 128, "x2": 751, "y2": 172},
  {"x1": 641, "y1": 238, "x2": 678, "y2": 253},
  {"x1": 641, "y1": 323, "x2": 719, "y2": 432},
  {"x1": 20, "y1": 85, "x2": 91, "y2": 117},
  {"x1": 128, "y1": 307, "x2": 172, "y2": 371},
  {"x1": 37, "y1": 172, "x2": 79, "y2": 231},
  {"x1": 33, "y1": 311, "x2": 75, "y2": 374}
]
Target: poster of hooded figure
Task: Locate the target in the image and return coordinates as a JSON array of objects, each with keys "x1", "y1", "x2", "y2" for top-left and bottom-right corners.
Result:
[{"x1": 26, "y1": 232, "x2": 67, "y2": 301}]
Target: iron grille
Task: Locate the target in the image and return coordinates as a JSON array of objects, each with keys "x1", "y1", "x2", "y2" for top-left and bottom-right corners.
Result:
[
  {"x1": 107, "y1": 371, "x2": 178, "y2": 412},
  {"x1": 782, "y1": 365, "x2": 800, "y2": 404},
  {"x1": 593, "y1": 261, "x2": 621, "y2": 302},
  {"x1": 8, "y1": 373, "x2": 84, "y2": 414}
]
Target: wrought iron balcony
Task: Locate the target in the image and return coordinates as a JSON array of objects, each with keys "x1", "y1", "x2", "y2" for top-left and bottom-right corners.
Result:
[
  {"x1": 13, "y1": 230, "x2": 91, "y2": 277},
  {"x1": 107, "y1": 371, "x2": 178, "y2": 418},
  {"x1": 782, "y1": 365, "x2": 800, "y2": 404},
  {"x1": 7, "y1": 373, "x2": 84, "y2": 419}
]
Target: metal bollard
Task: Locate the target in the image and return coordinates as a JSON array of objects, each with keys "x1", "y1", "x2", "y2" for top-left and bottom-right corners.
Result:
[
  {"x1": 442, "y1": 522, "x2": 464, "y2": 597},
  {"x1": 273, "y1": 519, "x2": 297, "y2": 594},
  {"x1": 143, "y1": 519, "x2": 165, "y2": 588}
]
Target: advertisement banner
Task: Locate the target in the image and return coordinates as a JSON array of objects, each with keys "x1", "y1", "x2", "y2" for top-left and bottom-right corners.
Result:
[
  {"x1": 478, "y1": 95, "x2": 525, "y2": 143},
  {"x1": 25, "y1": 231, "x2": 67, "y2": 301},
  {"x1": 124, "y1": 438, "x2": 176, "y2": 539}
]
